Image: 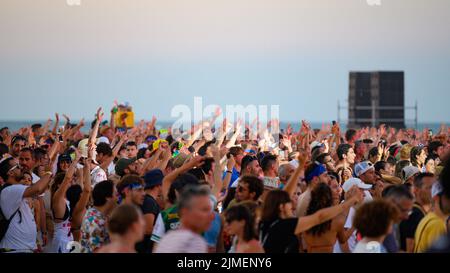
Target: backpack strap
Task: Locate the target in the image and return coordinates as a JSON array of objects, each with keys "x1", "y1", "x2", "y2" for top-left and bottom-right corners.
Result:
[{"x1": 0, "y1": 183, "x2": 22, "y2": 240}]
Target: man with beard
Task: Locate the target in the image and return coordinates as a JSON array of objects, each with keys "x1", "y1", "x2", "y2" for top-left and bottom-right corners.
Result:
[{"x1": 296, "y1": 162, "x2": 330, "y2": 217}]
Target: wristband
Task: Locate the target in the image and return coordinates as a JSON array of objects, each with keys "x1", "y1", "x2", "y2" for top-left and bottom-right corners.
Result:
[
  {"x1": 226, "y1": 170, "x2": 233, "y2": 174},
  {"x1": 43, "y1": 171, "x2": 53, "y2": 176}
]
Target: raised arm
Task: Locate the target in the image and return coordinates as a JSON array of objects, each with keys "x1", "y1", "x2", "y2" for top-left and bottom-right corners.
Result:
[
  {"x1": 156, "y1": 147, "x2": 172, "y2": 172},
  {"x1": 283, "y1": 151, "x2": 307, "y2": 197},
  {"x1": 161, "y1": 156, "x2": 205, "y2": 206},
  {"x1": 211, "y1": 144, "x2": 224, "y2": 199},
  {"x1": 223, "y1": 156, "x2": 235, "y2": 188},
  {"x1": 100, "y1": 133, "x2": 128, "y2": 171},
  {"x1": 23, "y1": 167, "x2": 53, "y2": 198},
  {"x1": 52, "y1": 152, "x2": 81, "y2": 218},
  {"x1": 110, "y1": 105, "x2": 116, "y2": 132},
  {"x1": 141, "y1": 149, "x2": 163, "y2": 175},
  {"x1": 295, "y1": 187, "x2": 362, "y2": 235},
  {"x1": 52, "y1": 113, "x2": 60, "y2": 136},
  {"x1": 186, "y1": 122, "x2": 204, "y2": 148},
  {"x1": 226, "y1": 120, "x2": 242, "y2": 149},
  {"x1": 89, "y1": 108, "x2": 104, "y2": 147},
  {"x1": 71, "y1": 157, "x2": 93, "y2": 235}
]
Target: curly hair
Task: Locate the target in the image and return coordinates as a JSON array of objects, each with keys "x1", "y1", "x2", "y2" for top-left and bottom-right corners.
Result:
[
  {"x1": 305, "y1": 183, "x2": 333, "y2": 236},
  {"x1": 353, "y1": 200, "x2": 399, "y2": 238}
]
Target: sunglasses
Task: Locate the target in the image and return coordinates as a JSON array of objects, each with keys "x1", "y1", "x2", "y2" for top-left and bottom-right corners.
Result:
[{"x1": 237, "y1": 185, "x2": 248, "y2": 192}]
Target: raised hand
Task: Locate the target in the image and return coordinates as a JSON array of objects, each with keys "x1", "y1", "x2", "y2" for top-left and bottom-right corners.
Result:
[
  {"x1": 62, "y1": 114, "x2": 70, "y2": 123},
  {"x1": 186, "y1": 155, "x2": 205, "y2": 169},
  {"x1": 227, "y1": 155, "x2": 236, "y2": 170},
  {"x1": 96, "y1": 107, "x2": 104, "y2": 122},
  {"x1": 297, "y1": 149, "x2": 309, "y2": 167},
  {"x1": 210, "y1": 144, "x2": 220, "y2": 158}
]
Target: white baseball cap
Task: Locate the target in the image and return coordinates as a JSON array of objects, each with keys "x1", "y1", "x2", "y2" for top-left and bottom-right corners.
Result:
[
  {"x1": 402, "y1": 166, "x2": 420, "y2": 182},
  {"x1": 431, "y1": 181, "x2": 443, "y2": 198},
  {"x1": 310, "y1": 141, "x2": 324, "y2": 150},
  {"x1": 137, "y1": 143, "x2": 149, "y2": 150},
  {"x1": 342, "y1": 177, "x2": 372, "y2": 193},
  {"x1": 355, "y1": 161, "x2": 375, "y2": 177}
]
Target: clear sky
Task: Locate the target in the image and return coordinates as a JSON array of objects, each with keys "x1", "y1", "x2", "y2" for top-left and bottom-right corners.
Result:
[{"x1": 1, "y1": 0, "x2": 449, "y2": 123}]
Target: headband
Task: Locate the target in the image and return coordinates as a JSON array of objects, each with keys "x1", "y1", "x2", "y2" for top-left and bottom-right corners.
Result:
[{"x1": 305, "y1": 164, "x2": 327, "y2": 182}]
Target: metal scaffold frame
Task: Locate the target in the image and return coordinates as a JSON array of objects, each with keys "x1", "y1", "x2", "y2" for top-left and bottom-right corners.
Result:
[{"x1": 337, "y1": 100, "x2": 418, "y2": 129}]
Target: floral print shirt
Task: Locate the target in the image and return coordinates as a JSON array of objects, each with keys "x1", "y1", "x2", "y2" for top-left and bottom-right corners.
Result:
[{"x1": 81, "y1": 207, "x2": 109, "y2": 253}]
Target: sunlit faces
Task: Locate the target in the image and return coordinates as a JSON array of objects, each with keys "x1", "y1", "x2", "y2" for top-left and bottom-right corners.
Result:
[
  {"x1": 246, "y1": 160, "x2": 263, "y2": 177},
  {"x1": 417, "y1": 150, "x2": 427, "y2": 166},
  {"x1": 7, "y1": 159, "x2": 24, "y2": 182},
  {"x1": 235, "y1": 183, "x2": 251, "y2": 202},
  {"x1": 234, "y1": 152, "x2": 244, "y2": 166},
  {"x1": 323, "y1": 155, "x2": 336, "y2": 172},
  {"x1": 318, "y1": 171, "x2": 330, "y2": 184},
  {"x1": 414, "y1": 176, "x2": 435, "y2": 206},
  {"x1": 328, "y1": 177, "x2": 342, "y2": 203},
  {"x1": 21, "y1": 172, "x2": 33, "y2": 186},
  {"x1": 344, "y1": 148, "x2": 356, "y2": 165},
  {"x1": 59, "y1": 160, "x2": 71, "y2": 172},
  {"x1": 384, "y1": 162, "x2": 395, "y2": 176},
  {"x1": 19, "y1": 150, "x2": 35, "y2": 172},
  {"x1": 126, "y1": 143, "x2": 138, "y2": 159},
  {"x1": 359, "y1": 168, "x2": 377, "y2": 184},
  {"x1": 12, "y1": 140, "x2": 26, "y2": 157},
  {"x1": 279, "y1": 201, "x2": 294, "y2": 219},
  {"x1": 425, "y1": 158, "x2": 436, "y2": 174},
  {"x1": 123, "y1": 185, "x2": 145, "y2": 206}
]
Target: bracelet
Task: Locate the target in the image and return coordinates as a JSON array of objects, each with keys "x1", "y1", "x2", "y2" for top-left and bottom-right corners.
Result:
[
  {"x1": 226, "y1": 171, "x2": 233, "y2": 174},
  {"x1": 43, "y1": 171, "x2": 53, "y2": 176}
]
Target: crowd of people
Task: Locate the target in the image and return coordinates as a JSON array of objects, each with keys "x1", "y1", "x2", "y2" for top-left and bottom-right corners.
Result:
[{"x1": 0, "y1": 106, "x2": 449, "y2": 253}]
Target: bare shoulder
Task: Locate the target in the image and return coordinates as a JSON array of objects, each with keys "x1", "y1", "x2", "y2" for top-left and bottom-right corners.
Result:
[{"x1": 244, "y1": 239, "x2": 265, "y2": 253}]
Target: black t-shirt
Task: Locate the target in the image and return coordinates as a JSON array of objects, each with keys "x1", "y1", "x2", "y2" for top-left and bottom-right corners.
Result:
[
  {"x1": 259, "y1": 218, "x2": 299, "y2": 253},
  {"x1": 136, "y1": 194, "x2": 161, "y2": 253},
  {"x1": 399, "y1": 204, "x2": 426, "y2": 251}
]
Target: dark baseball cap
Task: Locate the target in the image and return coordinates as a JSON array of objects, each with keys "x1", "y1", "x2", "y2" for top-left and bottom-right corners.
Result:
[
  {"x1": 144, "y1": 169, "x2": 164, "y2": 189},
  {"x1": 115, "y1": 158, "x2": 137, "y2": 177},
  {"x1": 58, "y1": 153, "x2": 72, "y2": 163}
]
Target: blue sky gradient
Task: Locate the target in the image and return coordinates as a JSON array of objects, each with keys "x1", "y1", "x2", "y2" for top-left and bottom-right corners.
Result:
[{"x1": 1, "y1": 0, "x2": 449, "y2": 123}]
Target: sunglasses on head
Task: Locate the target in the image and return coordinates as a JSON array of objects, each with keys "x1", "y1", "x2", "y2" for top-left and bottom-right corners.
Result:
[{"x1": 8, "y1": 163, "x2": 21, "y2": 173}]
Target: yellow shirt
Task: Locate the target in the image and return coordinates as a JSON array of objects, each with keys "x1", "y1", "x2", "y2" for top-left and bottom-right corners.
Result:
[{"x1": 414, "y1": 212, "x2": 447, "y2": 253}]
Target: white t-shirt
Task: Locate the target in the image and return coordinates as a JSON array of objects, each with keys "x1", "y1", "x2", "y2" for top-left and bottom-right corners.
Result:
[
  {"x1": 230, "y1": 177, "x2": 241, "y2": 188},
  {"x1": 263, "y1": 177, "x2": 280, "y2": 189},
  {"x1": 151, "y1": 214, "x2": 166, "y2": 243},
  {"x1": 353, "y1": 240, "x2": 385, "y2": 253},
  {"x1": 0, "y1": 184, "x2": 37, "y2": 252},
  {"x1": 333, "y1": 206, "x2": 357, "y2": 253},
  {"x1": 91, "y1": 166, "x2": 107, "y2": 187},
  {"x1": 154, "y1": 229, "x2": 208, "y2": 253},
  {"x1": 31, "y1": 173, "x2": 40, "y2": 184},
  {"x1": 289, "y1": 159, "x2": 299, "y2": 168},
  {"x1": 97, "y1": 137, "x2": 110, "y2": 145},
  {"x1": 107, "y1": 162, "x2": 115, "y2": 176},
  {"x1": 32, "y1": 173, "x2": 44, "y2": 198}
]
